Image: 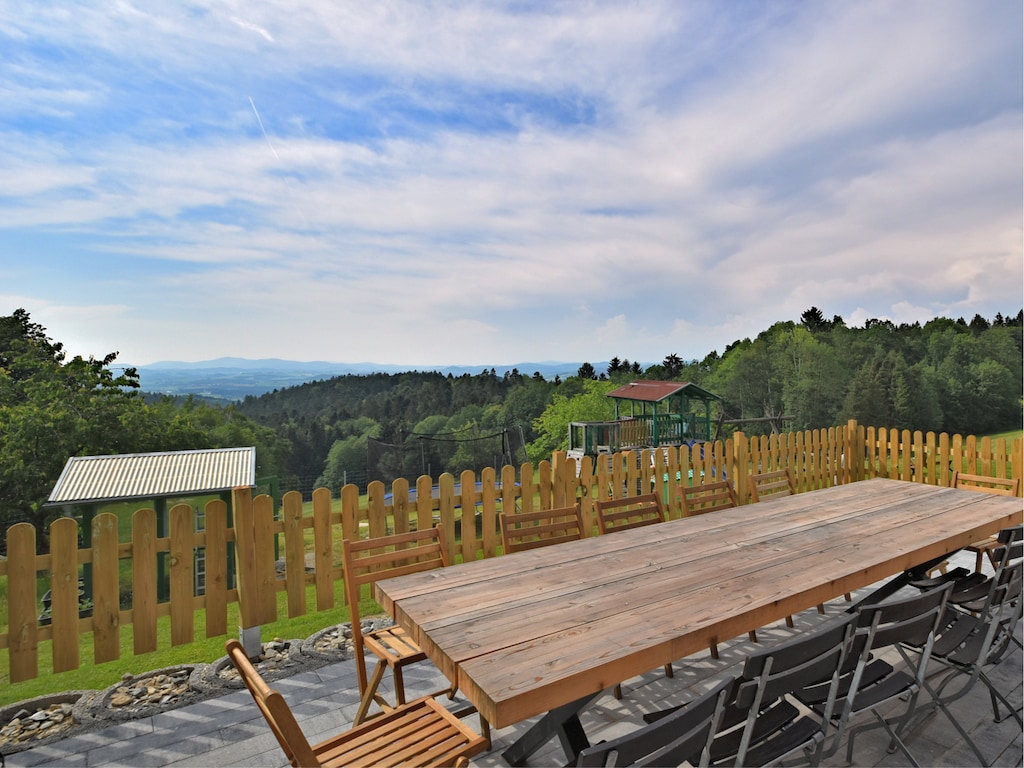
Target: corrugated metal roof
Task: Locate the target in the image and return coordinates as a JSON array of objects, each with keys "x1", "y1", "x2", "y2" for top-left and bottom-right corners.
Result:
[
  {"x1": 606, "y1": 381, "x2": 721, "y2": 403},
  {"x1": 46, "y1": 447, "x2": 256, "y2": 506}
]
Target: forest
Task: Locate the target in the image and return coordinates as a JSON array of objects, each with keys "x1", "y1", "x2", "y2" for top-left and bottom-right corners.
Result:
[
  {"x1": 231, "y1": 307, "x2": 1024, "y2": 494},
  {"x1": 1, "y1": 307, "x2": 1021, "y2": 546}
]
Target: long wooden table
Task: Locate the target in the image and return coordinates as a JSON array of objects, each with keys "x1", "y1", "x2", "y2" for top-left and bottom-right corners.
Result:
[{"x1": 374, "y1": 479, "x2": 1022, "y2": 763}]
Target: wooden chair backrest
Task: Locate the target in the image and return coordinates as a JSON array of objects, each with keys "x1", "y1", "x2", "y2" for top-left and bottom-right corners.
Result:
[
  {"x1": 501, "y1": 504, "x2": 586, "y2": 553},
  {"x1": 749, "y1": 468, "x2": 796, "y2": 504},
  {"x1": 341, "y1": 527, "x2": 450, "y2": 687},
  {"x1": 226, "y1": 638, "x2": 318, "y2": 767},
  {"x1": 680, "y1": 480, "x2": 739, "y2": 517},
  {"x1": 595, "y1": 493, "x2": 666, "y2": 534},
  {"x1": 952, "y1": 472, "x2": 1020, "y2": 497}
]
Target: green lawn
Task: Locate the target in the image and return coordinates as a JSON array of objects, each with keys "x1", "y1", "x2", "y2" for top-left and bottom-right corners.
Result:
[{"x1": 0, "y1": 583, "x2": 384, "y2": 708}]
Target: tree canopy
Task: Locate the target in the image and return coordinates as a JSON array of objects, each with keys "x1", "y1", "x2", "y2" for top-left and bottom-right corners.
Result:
[{"x1": 0, "y1": 310, "x2": 289, "y2": 549}]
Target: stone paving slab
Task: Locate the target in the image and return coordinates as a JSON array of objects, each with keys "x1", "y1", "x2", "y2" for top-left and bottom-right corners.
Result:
[{"x1": 5, "y1": 552, "x2": 1022, "y2": 768}]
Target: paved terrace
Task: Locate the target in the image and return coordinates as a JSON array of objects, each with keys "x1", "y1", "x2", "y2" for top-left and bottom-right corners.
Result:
[{"x1": 6, "y1": 552, "x2": 1023, "y2": 768}]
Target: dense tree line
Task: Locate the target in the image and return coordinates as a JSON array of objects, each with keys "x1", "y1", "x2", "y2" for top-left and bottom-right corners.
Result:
[
  {"x1": 235, "y1": 307, "x2": 1022, "y2": 487},
  {"x1": 235, "y1": 368, "x2": 557, "y2": 491},
  {"x1": 2, "y1": 307, "x2": 1020, "y2": 548}
]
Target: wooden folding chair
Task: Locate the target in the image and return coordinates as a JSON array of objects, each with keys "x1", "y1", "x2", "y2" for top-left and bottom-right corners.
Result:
[
  {"x1": 679, "y1": 480, "x2": 738, "y2": 517},
  {"x1": 500, "y1": 504, "x2": 586, "y2": 553},
  {"x1": 748, "y1": 468, "x2": 796, "y2": 504},
  {"x1": 594, "y1": 493, "x2": 666, "y2": 534},
  {"x1": 226, "y1": 639, "x2": 489, "y2": 768},
  {"x1": 954, "y1": 473, "x2": 1022, "y2": 572},
  {"x1": 342, "y1": 526, "x2": 457, "y2": 725}
]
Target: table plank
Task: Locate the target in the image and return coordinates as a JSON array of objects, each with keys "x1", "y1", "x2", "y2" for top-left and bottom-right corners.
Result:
[{"x1": 375, "y1": 479, "x2": 1022, "y2": 728}]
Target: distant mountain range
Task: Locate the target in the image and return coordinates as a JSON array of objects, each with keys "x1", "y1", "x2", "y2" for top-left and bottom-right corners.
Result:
[{"x1": 134, "y1": 358, "x2": 600, "y2": 401}]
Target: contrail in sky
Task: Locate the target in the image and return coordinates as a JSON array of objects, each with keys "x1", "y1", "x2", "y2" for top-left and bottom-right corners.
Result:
[
  {"x1": 247, "y1": 96, "x2": 310, "y2": 230},
  {"x1": 249, "y1": 96, "x2": 281, "y2": 161}
]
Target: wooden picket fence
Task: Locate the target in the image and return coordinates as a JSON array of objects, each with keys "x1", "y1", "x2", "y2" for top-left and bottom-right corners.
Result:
[{"x1": 1, "y1": 421, "x2": 1020, "y2": 683}]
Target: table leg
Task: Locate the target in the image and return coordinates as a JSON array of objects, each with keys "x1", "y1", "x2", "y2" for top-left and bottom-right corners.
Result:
[{"x1": 502, "y1": 691, "x2": 603, "y2": 767}]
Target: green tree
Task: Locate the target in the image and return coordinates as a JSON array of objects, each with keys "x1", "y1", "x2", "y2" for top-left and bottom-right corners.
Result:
[
  {"x1": 775, "y1": 327, "x2": 849, "y2": 429},
  {"x1": 800, "y1": 306, "x2": 830, "y2": 333},
  {"x1": 662, "y1": 354, "x2": 684, "y2": 378},
  {"x1": 0, "y1": 310, "x2": 293, "y2": 550},
  {"x1": 317, "y1": 420, "x2": 381, "y2": 490},
  {"x1": 528, "y1": 379, "x2": 616, "y2": 462},
  {"x1": 0, "y1": 311, "x2": 151, "y2": 548}
]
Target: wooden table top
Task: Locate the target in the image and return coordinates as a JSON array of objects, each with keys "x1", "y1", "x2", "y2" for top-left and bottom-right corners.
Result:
[{"x1": 374, "y1": 478, "x2": 1022, "y2": 729}]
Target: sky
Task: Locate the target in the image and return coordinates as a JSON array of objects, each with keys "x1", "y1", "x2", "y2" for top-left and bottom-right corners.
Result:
[{"x1": 1, "y1": 1, "x2": 1022, "y2": 369}]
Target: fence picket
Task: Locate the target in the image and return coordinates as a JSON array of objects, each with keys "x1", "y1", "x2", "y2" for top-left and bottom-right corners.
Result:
[
  {"x1": 311, "y1": 488, "x2": 334, "y2": 612},
  {"x1": 132, "y1": 509, "x2": 158, "y2": 655},
  {"x1": 8, "y1": 523, "x2": 38, "y2": 682},
  {"x1": 50, "y1": 517, "x2": 80, "y2": 671},
  {"x1": 204, "y1": 499, "x2": 229, "y2": 637},
  {"x1": 282, "y1": 491, "x2": 306, "y2": 618},
  {"x1": 169, "y1": 504, "x2": 195, "y2": 647},
  {"x1": 92, "y1": 512, "x2": 120, "y2": 663}
]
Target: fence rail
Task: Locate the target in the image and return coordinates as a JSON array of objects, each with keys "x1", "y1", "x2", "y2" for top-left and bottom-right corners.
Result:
[{"x1": 1, "y1": 421, "x2": 1020, "y2": 683}]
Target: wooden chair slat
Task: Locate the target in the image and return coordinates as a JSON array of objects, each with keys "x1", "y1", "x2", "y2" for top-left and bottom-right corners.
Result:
[
  {"x1": 500, "y1": 505, "x2": 586, "y2": 554},
  {"x1": 749, "y1": 468, "x2": 797, "y2": 504},
  {"x1": 595, "y1": 493, "x2": 666, "y2": 534},
  {"x1": 680, "y1": 480, "x2": 739, "y2": 517},
  {"x1": 955, "y1": 472, "x2": 1022, "y2": 572},
  {"x1": 226, "y1": 640, "x2": 489, "y2": 768}
]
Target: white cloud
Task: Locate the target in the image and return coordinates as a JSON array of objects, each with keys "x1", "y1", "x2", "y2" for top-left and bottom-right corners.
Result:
[{"x1": 0, "y1": 0, "x2": 1019, "y2": 365}]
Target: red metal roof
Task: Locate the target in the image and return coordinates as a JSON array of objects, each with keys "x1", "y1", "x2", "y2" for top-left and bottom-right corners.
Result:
[{"x1": 606, "y1": 381, "x2": 720, "y2": 402}]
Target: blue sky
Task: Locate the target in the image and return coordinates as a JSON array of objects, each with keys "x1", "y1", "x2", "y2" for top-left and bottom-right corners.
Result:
[{"x1": 2, "y1": 1, "x2": 1021, "y2": 368}]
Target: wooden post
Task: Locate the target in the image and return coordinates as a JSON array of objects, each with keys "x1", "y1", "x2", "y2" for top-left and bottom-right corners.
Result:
[
  {"x1": 846, "y1": 420, "x2": 863, "y2": 483},
  {"x1": 232, "y1": 486, "x2": 261, "y2": 657},
  {"x1": 732, "y1": 431, "x2": 748, "y2": 504}
]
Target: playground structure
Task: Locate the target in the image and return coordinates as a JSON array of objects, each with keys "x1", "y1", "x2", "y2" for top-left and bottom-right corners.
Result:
[{"x1": 567, "y1": 381, "x2": 721, "y2": 460}]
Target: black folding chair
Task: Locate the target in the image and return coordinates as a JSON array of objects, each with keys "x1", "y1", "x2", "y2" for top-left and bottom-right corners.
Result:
[
  {"x1": 575, "y1": 676, "x2": 735, "y2": 767},
  {"x1": 794, "y1": 584, "x2": 953, "y2": 767},
  {"x1": 898, "y1": 551, "x2": 1023, "y2": 765},
  {"x1": 662, "y1": 613, "x2": 858, "y2": 767}
]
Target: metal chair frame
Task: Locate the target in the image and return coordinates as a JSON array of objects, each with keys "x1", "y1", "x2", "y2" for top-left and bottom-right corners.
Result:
[{"x1": 898, "y1": 529, "x2": 1023, "y2": 765}]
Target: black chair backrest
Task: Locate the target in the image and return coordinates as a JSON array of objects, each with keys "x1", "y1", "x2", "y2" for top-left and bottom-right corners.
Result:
[
  {"x1": 576, "y1": 675, "x2": 735, "y2": 767},
  {"x1": 855, "y1": 582, "x2": 952, "y2": 651},
  {"x1": 735, "y1": 613, "x2": 858, "y2": 710},
  {"x1": 993, "y1": 525, "x2": 1024, "y2": 566}
]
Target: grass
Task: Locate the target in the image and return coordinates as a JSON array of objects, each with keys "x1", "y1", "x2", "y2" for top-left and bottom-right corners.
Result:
[{"x1": 0, "y1": 582, "x2": 383, "y2": 709}]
